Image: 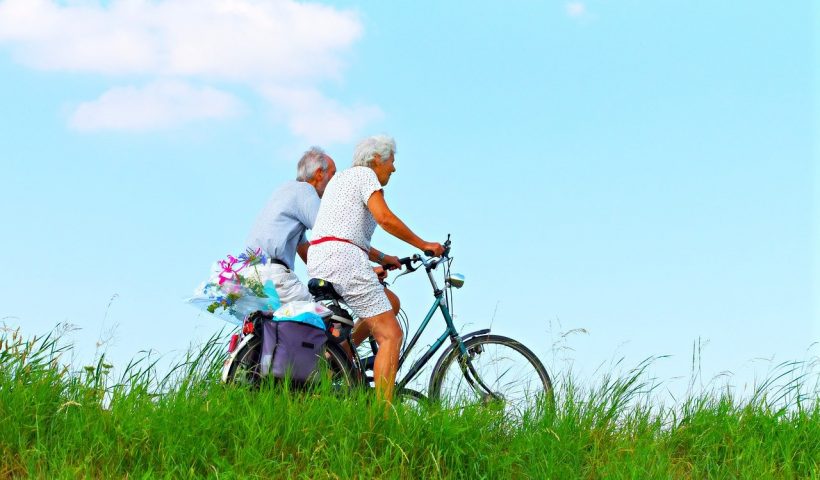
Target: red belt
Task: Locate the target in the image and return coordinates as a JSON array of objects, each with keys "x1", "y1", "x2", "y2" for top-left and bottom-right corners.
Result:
[{"x1": 310, "y1": 236, "x2": 368, "y2": 254}]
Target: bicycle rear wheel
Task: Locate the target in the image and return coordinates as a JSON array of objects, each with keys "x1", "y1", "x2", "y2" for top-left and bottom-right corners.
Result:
[
  {"x1": 311, "y1": 341, "x2": 356, "y2": 393},
  {"x1": 224, "y1": 335, "x2": 355, "y2": 391},
  {"x1": 428, "y1": 334, "x2": 554, "y2": 418},
  {"x1": 225, "y1": 335, "x2": 263, "y2": 387}
]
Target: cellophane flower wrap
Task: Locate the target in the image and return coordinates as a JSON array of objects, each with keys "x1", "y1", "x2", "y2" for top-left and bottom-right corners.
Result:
[{"x1": 188, "y1": 247, "x2": 281, "y2": 325}]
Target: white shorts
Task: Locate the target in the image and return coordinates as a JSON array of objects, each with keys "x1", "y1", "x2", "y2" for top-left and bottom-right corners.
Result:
[
  {"x1": 246, "y1": 263, "x2": 312, "y2": 304},
  {"x1": 307, "y1": 242, "x2": 392, "y2": 319}
]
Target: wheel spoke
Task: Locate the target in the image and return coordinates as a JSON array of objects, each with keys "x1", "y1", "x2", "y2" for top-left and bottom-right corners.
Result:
[{"x1": 430, "y1": 335, "x2": 553, "y2": 422}]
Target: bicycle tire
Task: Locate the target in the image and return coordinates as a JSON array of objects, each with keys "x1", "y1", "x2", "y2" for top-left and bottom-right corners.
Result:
[
  {"x1": 224, "y1": 335, "x2": 356, "y2": 391},
  {"x1": 225, "y1": 335, "x2": 263, "y2": 387},
  {"x1": 313, "y1": 341, "x2": 357, "y2": 392},
  {"x1": 428, "y1": 334, "x2": 554, "y2": 417},
  {"x1": 396, "y1": 388, "x2": 428, "y2": 410}
]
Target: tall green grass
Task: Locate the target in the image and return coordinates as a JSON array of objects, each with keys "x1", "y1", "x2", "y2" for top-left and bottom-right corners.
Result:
[{"x1": 2, "y1": 328, "x2": 818, "y2": 479}]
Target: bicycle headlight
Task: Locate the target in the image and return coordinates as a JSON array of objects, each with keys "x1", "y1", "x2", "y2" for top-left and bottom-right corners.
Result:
[{"x1": 446, "y1": 273, "x2": 465, "y2": 289}]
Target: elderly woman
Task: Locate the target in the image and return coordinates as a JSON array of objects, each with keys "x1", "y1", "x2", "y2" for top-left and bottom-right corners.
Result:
[{"x1": 307, "y1": 135, "x2": 444, "y2": 402}]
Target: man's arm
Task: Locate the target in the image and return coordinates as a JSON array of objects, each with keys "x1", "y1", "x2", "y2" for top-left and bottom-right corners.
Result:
[
  {"x1": 295, "y1": 185, "x2": 320, "y2": 266},
  {"x1": 296, "y1": 184, "x2": 321, "y2": 229},
  {"x1": 297, "y1": 241, "x2": 309, "y2": 264}
]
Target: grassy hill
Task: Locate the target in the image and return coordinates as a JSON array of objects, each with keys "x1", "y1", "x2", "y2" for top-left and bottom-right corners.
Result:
[{"x1": 2, "y1": 328, "x2": 818, "y2": 479}]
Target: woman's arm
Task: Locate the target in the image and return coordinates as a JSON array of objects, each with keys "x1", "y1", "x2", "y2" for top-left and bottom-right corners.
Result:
[
  {"x1": 368, "y1": 246, "x2": 401, "y2": 269},
  {"x1": 367, "y1": 190, "x2": 443, "y2": 255}
]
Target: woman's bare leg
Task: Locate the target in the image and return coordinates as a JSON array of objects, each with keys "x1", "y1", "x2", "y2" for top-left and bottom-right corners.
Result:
[
  {"x1": 385, "y1": 287, "x2": 400, "y2": 315},
  {"x1": 358, "y1": 310, "x2": 402, "y2": 403},
  {"x1": 351, "y1": 286, "x2": 400, "y2": 347}
]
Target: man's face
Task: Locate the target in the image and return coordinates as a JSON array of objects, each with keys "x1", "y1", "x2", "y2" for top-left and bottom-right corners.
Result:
[
  {"x1": 372, "y1": 152, "x2": 396, "y2": 186},
  {"x1": 316, "y1": 157, "x2": 336, "y2": 197}
]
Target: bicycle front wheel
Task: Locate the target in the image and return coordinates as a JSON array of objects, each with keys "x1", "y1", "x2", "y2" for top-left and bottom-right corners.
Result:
[{"x1": 428, "y1": 335, "x2": 554, "y2": 417}]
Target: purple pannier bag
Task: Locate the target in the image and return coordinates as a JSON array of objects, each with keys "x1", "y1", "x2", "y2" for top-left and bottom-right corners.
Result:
[{"x1": 259, "y1": 317, "x2": 327, "y2": 382}]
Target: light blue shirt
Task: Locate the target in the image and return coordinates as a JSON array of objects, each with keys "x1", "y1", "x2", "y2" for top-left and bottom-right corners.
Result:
[{"x1": 246, "y1": 181, "x2": 320, "y2": 269}]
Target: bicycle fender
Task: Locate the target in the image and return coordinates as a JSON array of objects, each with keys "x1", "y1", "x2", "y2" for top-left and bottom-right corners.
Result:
[
  {"x1": 221, "y1": 333, "x2": 257, "y2": 383},
  {"x1": 429, "y1": 328, "x2": 491, "y2": 379}
]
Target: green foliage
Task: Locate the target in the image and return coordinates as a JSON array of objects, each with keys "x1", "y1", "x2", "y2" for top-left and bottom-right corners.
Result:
[
  {"x1": 1, "y1": 328, "x2": 819, "y2": 479},
  {"x1": 206, "y1": 292, "x2": 242, "y2": 314},
  {"x1": 246, "y1": 278, "x2": 266, "y2": 298}
]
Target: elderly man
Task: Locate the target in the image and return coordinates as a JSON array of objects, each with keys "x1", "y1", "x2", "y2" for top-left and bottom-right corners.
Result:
[
  {"x1": 246, "y1": 147, "x2": 336, "y2": 303},
  {"x1": 308, "y1": 135, "x2": 444, "y2": 402}
]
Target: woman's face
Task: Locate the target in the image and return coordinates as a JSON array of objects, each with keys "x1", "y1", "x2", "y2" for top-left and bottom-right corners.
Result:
[{"x1": 372, "y1": 152, "x2": 396, "y2": 186}]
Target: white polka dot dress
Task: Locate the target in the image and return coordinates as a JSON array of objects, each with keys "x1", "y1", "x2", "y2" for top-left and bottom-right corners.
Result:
[{"x1": 307, "y1": 167, "x2": 392, "y2": 318}]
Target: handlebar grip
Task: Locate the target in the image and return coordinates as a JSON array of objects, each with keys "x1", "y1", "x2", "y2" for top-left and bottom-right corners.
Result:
[{"x1": 423, "y1": 250, "x2": 435, "y2": 257}]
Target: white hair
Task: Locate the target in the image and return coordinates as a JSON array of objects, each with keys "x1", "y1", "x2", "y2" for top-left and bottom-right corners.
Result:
[
  {"x1": 352, "y1": 134, "x2": 396, "y2": 167},
  {"x1": 296, "y1": 146, "x2": 330, "y2": 181}
]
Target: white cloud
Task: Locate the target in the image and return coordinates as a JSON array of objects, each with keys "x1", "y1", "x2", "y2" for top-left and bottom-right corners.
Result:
[
  {"x1": 261, "y1": 86, "x2": 383, "y2": 144},
  {"x1": 69, "y1": 80, "x2": 242, "y2": 131},
  {"x1": 0, "y1": 0, "x2": 362, "y2": 80},
  {"x1": 0, "y1": 0, "x2": 377, "y2": 140},
  {"x1": 566, "y1": 2, "x2": 587, "y2": 18}
]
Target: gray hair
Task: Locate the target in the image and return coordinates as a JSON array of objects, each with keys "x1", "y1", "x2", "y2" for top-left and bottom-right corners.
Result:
[
  {"x1": 352, "y1": 134, "x2": 396, "y2": 167},
  {"x1": 296, "y1": 146, "x2": 330, "y2": 181}
]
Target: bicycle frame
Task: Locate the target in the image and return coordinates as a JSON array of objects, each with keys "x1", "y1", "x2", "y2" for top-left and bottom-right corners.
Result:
[
  {"x1": 314, "y1": 239, "x2": 502, "y2": 398},
  {"x1": 394, "y1": 288, "x2": 463, "y2": 392}
]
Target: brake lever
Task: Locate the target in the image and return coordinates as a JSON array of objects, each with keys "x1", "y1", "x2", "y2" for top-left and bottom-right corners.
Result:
[
  {"x1": 391, "y1": 269, "x2": 412, "y2": 282},
  {"x1": 398, "y1": 256, "x2": 420, "y2": 272}
]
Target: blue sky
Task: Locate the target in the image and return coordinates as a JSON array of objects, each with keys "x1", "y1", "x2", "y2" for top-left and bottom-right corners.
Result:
[{"x1": 1, "y1": 0, "x2": 816, "y2": 397}]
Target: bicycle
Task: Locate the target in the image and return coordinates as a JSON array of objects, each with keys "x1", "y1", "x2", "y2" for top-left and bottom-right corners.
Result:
[{"x1": 223, "y1": 236, "x2": 554, "y2": 416}]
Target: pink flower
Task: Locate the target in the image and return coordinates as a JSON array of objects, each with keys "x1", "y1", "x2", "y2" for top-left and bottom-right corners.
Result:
[{"x1": 217, "y1": 255, "x2": 247, "y2": 285}]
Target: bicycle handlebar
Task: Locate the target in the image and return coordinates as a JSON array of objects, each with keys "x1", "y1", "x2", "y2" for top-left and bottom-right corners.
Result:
[
  {"x1": 398, "y1": 256, "x2": 418, "y2": 270},
  {"x1": 396, "y1": 235, "x2": 452, "y2": 276}
]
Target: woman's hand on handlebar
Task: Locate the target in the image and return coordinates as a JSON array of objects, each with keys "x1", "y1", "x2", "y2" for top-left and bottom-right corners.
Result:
[
  {"x1": 382, "y1": 254, "x2": 402, "y2": 271},
  {"x1": 421, "y1": 241, "x2": 445, "y2": 257}
]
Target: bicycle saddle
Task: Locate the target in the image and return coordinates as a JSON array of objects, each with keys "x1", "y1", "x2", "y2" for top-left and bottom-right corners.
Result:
[{"x1": 308, "y1": 278, "x2": 343, "y2": 301}]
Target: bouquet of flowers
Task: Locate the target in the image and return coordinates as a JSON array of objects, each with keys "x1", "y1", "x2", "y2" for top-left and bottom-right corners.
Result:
[{"x1": 188, "y1": 247, "x2": 281, "y2": 325}]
